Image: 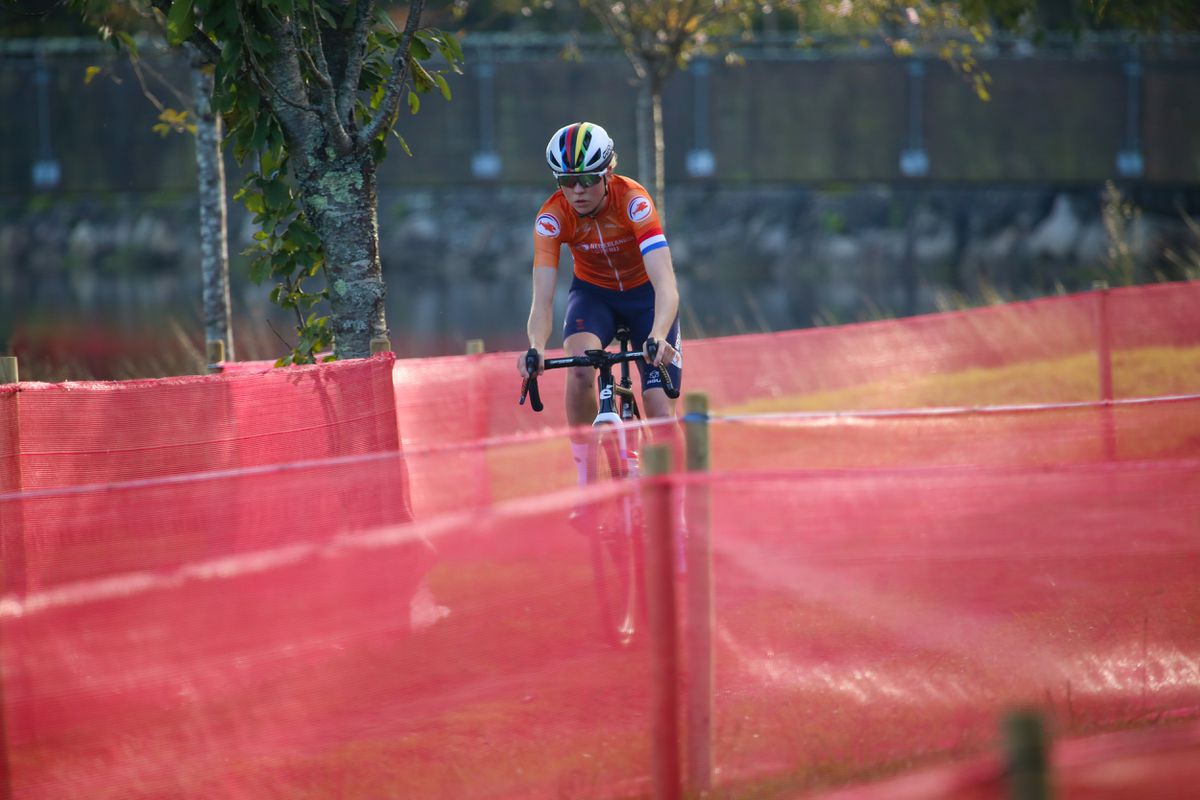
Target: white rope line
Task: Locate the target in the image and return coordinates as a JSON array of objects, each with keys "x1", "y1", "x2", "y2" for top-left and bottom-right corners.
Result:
[
  {"x1": 709, "y1": 393, "x2": 1200, "y2": 424},
  {"x1": 5, "y1": 393, "x2": 1198, "y2": 505},
  {"x1": 0, "y1": 478, "x2": 623, "y2": 618},
  {"x1": 0, "y1": 449, "x2": 400, "y2": 504}
]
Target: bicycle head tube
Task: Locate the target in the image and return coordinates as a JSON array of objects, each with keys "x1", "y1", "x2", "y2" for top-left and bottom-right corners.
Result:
[{"x1": 596, "y1": 371, "x2": 618, "y2": 415}]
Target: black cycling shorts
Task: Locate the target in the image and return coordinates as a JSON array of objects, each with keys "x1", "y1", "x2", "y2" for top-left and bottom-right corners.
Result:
[{"x1": 562, "y1": 276, "x2": 682, "y2": 394}]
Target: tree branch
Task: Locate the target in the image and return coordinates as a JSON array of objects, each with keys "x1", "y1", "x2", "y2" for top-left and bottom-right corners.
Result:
[
  {"x1": 299, "y1": 0, "x2": 355, "y2": 153},
  {"x1": 337, "y1": 0, "x2": 376, "y2": 125},
  {"x1": 234, "y1": 0, "x2": 321, "y2": 116},
  {"x1": 187, "y1": 27, "x2": 222, "y2": 64},
  {"x1": 357, "y1": 0, "x2": 424, "y2": 147},
  {"x1": 148, "y1": 0, "x2": 222, "y2": 63},
  {"x1": 296, "y1": 10, "x2": 334, "y2": 92},
  {"x1": 589, "y1": 6, "x2": 646, "y2": 79},
  {"x1": 130, "y1": 53, "x2": 194, "y2": 113}
]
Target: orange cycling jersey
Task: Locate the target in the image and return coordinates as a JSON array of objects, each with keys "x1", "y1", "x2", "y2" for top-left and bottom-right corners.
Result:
[{"x1": 532, "y1": 174, "x2": 668, "y2": 292}]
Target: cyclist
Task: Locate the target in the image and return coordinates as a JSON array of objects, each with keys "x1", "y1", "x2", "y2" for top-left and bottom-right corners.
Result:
[{"x1": 517, "y1": 121, "x2": 683, "y2": 486}]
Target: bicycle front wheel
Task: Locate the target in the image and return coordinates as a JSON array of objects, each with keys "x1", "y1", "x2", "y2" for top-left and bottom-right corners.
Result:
[{"x1": 588, "y1": 425, "x2": 644, "y2": 648}]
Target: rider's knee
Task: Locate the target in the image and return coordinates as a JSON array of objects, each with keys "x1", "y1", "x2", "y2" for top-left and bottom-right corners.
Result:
[
  {"x1": 642, "y1": 389, "x2": 675, "y2": 419},
  {"x1": 566, "y1": 367, "x2": 594, "y2": 395}
]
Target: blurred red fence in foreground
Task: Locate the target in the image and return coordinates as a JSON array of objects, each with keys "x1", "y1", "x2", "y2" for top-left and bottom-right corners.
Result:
[
  {"x1": 0, "y1": 354, "x2": 398, "y2": 493},
  {"x1": 1, "y1": 281, "x2": 1199, "y2": 799},
  {"x1": 389, "y1": 281, "x2": 1200, "y2": 447}
]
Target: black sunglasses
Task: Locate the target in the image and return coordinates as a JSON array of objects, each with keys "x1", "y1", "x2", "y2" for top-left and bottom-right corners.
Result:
[{"x1": 556, "y1": 173, "x2": 604, "y2": 189}]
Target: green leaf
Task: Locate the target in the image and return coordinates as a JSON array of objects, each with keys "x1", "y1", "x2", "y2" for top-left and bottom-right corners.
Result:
[
  {"x1": 411, "y1": 58, "x2": 435, "y2": 93},
  {"x1": 166, "y1": 0, "x2": 195, "y2": 46},
  {"x1": 407, "y1": 91, "x2": 420, "y2": 115},
  {"x1": 313, "y1": 2, "x2": 337, "y2": 27},
  {"x1": 434, "y1": 30, "x2": 465, "y2": 69},
  {"x1": 241, "y1": 192, "x2": 265, "y2": 214},
  {"x1": 376, "y1": 7, "x2": 399, "y2": 33},
  {"x1": 251, "y1": 118, "x2": 271, "y2": 153},
  {"x1": 289, "y1": 223, "x2": 321, "y2": 249},
  {"x1": 271, "y1": 251, "x2": 294, "y2": 278},
  {"x1": 262, "y1": 178, "x2": 290, "y2": 209},
  {"x1": 410, "y1": 38, "x2": 432, "y2": 61},
  {"x1": 370, "y1": 137, "x2": 387, "y2": 164},
  {"x1": 433, "y1": 73, "x2": 452, "y2": 101},
  {"x1": 250, "y1": 257, "x2": 272, "y2": 284},
  {"x1": 260, "y1": 143, "x2": 285, "y2": 176},
  {"x1": 395, "y1": 133, "x2": 413, "y2": 158}
]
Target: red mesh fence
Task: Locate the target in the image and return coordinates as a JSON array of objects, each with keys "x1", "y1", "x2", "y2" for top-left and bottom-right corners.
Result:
[
  {"x1": 0, "y1": 354, "x2": 398, "y2": 493},
  {"x1": 812, "y1": 720, "x2": 1200, "y2": 799},
  {"x1": 2, "y1": 281, "x2": 1200, "y2": 798},
  {"x1": 3, "y1": 451, "x2": 1197, "y2": 798},
  {"x1": 698, "y1": 458, "x2": 1200, "y2": 796},
  {"x1": 1, "y1": 459, "x2": 654, "y2": 800},
  {"x1": 707, "y1": 394, "x2": 1200, "y2": 471},
  {"x1": 373, "y1": 282, "x2": 1200, "y2": 448}
]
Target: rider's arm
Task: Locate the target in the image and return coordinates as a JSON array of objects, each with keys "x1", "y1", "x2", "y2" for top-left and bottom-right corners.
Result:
[
  {"x1": 643, "y1": 247, "x2": 679, "y2": 365},
  {"x1": 524, "y1": 265, "x2": 557, "y2": 374}
]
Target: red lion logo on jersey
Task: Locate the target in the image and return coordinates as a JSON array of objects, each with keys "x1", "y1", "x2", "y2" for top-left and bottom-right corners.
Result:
[
  {"x1": 535, "y1": 214, "x2": 561, "y2": 237},
  {"x1": 627, "y1": 196, "x2": 652, "y2": 223}
]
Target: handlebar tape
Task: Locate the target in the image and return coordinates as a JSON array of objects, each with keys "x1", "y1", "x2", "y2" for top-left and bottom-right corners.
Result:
[{"x1": 645, "y1": 339, "x2": 681, "y2": 400}]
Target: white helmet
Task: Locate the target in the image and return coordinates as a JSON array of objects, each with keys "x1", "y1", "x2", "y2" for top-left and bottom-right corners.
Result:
[{"x1": 545, "y1": 122, "x2": 615, "y2": 175}]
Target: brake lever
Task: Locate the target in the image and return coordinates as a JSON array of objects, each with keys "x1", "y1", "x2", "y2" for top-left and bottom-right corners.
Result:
[
  {"x1": 645, "y1": 339, "x2": 680, "y2": 399},
  {"x1": 521, "y1": 349, "x2": 544, "y2": 412}
]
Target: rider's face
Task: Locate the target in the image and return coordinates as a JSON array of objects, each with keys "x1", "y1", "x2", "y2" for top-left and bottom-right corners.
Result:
[{"x1": 563, "y1": 174, "x2": 607, "y2": 216}]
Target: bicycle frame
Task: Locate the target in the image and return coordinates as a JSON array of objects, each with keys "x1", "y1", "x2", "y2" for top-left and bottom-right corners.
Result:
[{"x1": 590, "y1": 329, "x2": 641, "y2": 476}]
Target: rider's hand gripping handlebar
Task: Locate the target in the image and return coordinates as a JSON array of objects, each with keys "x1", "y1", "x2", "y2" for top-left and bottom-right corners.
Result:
[
  {"x1": 644, "y1": 339, "x2": 680, "y2": 399},
  {"x1": 519, "y1": 348, "x2": 544, "y2": 412}
]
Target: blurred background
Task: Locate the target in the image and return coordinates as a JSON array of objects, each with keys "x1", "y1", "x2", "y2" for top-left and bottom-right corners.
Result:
[{"x1": 2, "y1": 0, "x2": 1199, "y2": 378}]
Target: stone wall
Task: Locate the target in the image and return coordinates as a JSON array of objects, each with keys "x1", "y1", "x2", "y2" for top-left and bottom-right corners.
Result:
[{"x1": 3, "y1": 184, "x2": 1197, "y2": 355}]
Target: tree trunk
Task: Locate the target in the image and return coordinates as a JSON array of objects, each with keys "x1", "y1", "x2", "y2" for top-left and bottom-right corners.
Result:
[
  {"x1": 635, "y1": 77, "x2": 668, "y2": 221},
  {"x1": 189, "y1": 48, "x2": 234, "y2": 361},
  {"x1": 294, "y1": 150, "x2": 387, "y2": 360},
  {"x1": 900, "y1": 187, "x2": 919, "y2": 317}
]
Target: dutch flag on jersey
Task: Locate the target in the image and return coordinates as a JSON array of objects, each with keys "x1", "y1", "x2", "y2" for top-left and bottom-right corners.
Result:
[{"x1": 638, "y1": 230, "x2": 668, "y2": 256}]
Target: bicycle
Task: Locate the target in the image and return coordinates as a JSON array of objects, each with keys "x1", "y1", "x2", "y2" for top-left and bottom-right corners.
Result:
[{"x1": 519, "y1": 325, "x2": 679, "y2": 647}]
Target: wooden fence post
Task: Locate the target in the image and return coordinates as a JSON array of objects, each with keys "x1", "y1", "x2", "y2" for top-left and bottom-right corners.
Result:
[
  {"x1": 643, "y1": 444, "x2": 682, "y2": 800},
  {"x1": 1093, "y1": 281, "x2": 1113, "y2": 402},
  {"x1": 370, "y1": 335, "x2": 392, "y2": 356},
  {"x1": 464, "y1": 339, "x2": 490, "y2": 504},
  {"x1": 683, "y1": 393, "x2": 714, "y2": 796},
  {"x1": 1092, "y1": 281, "x2": 1117, "y2": 460},
  {"x1": 0, "y1": 355, "x2": 20, "y2": 800},
  {"x1": 1003, "y1": 709, "x2": 1049, "y2": 800},
  {"x1": 205, "y1": 339, "x2": 225, "y2": 374},
  {"x1": 1, "y1": 355, "x2": 24, "y2": 497}
]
